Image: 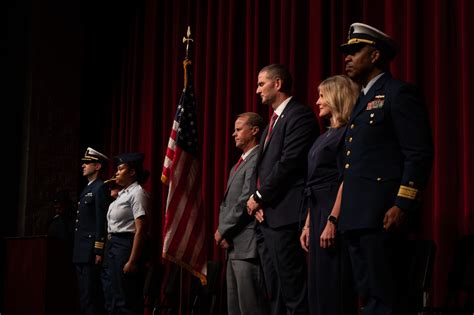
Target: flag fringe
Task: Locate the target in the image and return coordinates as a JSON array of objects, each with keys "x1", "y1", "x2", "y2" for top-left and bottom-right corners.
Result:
[{"x1": 162, "y1": 252, "x2": 207, "y2": 285}]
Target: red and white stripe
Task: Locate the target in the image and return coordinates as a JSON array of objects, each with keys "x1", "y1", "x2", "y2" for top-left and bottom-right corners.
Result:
[
  {"x1": 161, "y1": 121, "x2": 207, "y2": 284},
  {"x1": 161, "y1": 120, "x2": 179, "y2": 184}
]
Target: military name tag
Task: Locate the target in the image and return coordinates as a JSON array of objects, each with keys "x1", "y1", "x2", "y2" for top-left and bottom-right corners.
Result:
[{"x1": 366, "y1": 95, "x2": 385, "y2": 110}]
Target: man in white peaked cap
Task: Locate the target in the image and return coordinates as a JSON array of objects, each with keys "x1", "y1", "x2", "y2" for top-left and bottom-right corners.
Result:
[
  {"x1": 73, "y1": 147, "x2": 111, "y2": 315},
  {"x1": 338, "y1": 22, "x2": 434, "y2": 314}
]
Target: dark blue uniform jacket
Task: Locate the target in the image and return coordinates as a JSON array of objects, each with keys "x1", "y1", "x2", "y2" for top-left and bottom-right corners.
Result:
[
  {"x1": 73, "y1": 179, "x2": 110, "y2": 263},
  {"x1": 340, "y1": 73, "x2": 434, "y2": 231}
]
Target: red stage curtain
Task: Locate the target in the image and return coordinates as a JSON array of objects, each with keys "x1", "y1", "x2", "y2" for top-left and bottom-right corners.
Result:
[{"x1": 102, "y1": 0, "x2": 474, "y2": 307}]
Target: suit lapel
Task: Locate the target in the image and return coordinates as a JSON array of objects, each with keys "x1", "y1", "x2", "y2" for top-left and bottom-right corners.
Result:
[
  {"x1": 225, "y1": 163, "x2": 241, "y2": 193},
  {"x1": 261, "y1": 125, "x2": 269, "y2": 147},
  {"x1": 224, "y1": 146, "x2": 259, "y2": 196},
  {"x1": 80, "y1": 184, "x2": 91, "y2": 198},
  {"x1": 80, "y1": 179, "x2": 100, "y2": 199},
  {"x1": 263, "y1": 99, "x2": 293, "y2": 152}
]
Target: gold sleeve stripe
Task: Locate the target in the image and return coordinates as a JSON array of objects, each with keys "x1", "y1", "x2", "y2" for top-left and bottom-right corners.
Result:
[
  {"x1": 94, "y1": 242, "x2": 104, "y2": 249},
  {"x1": 397, "y1": 185, "x2": 418, "y2": 200}
]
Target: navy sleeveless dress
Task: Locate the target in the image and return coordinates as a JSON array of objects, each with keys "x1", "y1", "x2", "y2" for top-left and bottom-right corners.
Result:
[{"x1": 305, "y1": 126, "x2": 357, "y2": 315}]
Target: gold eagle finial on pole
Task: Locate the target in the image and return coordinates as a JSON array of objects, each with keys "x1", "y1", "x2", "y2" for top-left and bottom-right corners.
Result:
[{"x1": 182, "y1": 26, "x2": 193, "y2": 60}]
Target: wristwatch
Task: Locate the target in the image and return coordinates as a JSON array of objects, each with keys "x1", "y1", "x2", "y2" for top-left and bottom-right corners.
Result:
[{"x1": 328, "y1": 215, "x2": 338, "y2": 226}]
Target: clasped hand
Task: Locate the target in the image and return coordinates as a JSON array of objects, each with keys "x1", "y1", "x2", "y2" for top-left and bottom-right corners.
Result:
[{"x1": 247, "y1": 197, "x2": 265, "y2": 223}]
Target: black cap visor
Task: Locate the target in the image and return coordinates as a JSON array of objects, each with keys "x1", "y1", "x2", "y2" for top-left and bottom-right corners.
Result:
[{"x1": 340, "y1": 42, "x2": 367, "y2": 55}]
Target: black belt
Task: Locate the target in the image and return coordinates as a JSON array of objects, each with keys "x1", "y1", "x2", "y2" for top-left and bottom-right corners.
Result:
[{"x1": 107, "y1": 232, "x2": 134, "y2": 240}]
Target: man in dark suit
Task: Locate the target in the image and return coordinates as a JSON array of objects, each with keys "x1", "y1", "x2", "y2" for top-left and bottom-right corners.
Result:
[
  {"x1": 247, "y1": 64, "x2": 318, "y2": 314},
  {"x1": 338, "y1": 23, "x2": 434, "y2": 314},
  {"x1": 73, "y1": 147, "x2": 111, "y2": 315},
  {"x1": 215, "y1": 112, "x2": 269, "y2": 314}
]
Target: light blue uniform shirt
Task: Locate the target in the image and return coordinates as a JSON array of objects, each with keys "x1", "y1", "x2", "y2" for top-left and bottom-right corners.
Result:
[{"x1": 107, "y1": 181, "x2": 148, "y2": 233}]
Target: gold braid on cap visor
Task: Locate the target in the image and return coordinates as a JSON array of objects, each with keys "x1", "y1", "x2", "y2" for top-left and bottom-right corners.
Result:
[{"x1": 347, "y1": 38, "x2": 376, "y2": 45}]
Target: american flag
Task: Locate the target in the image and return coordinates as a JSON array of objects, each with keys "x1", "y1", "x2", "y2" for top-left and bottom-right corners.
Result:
[{"x1": 161, "y1": 59, "x2": 207, "y2": 285}]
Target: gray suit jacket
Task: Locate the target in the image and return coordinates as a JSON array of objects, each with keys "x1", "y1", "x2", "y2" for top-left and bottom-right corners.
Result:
[{"x1": 218, "y1": 146, "x2": 259, "y2": 260}]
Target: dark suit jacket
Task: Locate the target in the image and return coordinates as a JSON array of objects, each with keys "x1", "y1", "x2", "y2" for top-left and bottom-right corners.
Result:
[
  {"x1": 218, "y1": 146, "x2": 259, "y2": 259},
  {"x1": 73, "y1": 179, "x2": 110, "y2": 263},
  {"x1": 257, "y1": 98, "x2": 318, "y2": 228},
  {"x1": 339, "y1": 73, "x2": 434, "y2": 231}
]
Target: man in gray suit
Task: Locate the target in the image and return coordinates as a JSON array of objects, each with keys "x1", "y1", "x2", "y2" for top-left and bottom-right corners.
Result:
[{"x1": 215, "y1": 112, "x2": 269, "y2": 315}]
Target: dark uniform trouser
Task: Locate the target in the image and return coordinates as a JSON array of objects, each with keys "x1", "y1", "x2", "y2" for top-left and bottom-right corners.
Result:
[
  {"x1": 75, "y1": 263, "x2": 105, "y2": 315},
  {"x1": 343, "y1": 229, "x2": 407, "y2": 315},
  {"x1": 259, "y1": 223, "x2": 308, "y2": 315},
  {"x1": 101, "y1": 240, "x2": 113, "y2": 314},
  {"x1": 108, "y1": 234, "x2": 144, "y2": 315}
]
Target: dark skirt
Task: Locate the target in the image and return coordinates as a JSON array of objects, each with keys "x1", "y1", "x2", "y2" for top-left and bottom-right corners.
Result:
[{"x1": 307, "y1": 185, "x2": 357, "y2": 315}]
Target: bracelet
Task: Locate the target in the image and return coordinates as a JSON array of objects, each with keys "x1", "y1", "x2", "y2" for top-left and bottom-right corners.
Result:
[{"x1": 303, "y1": 226, "x2": 310, "y2": 230}]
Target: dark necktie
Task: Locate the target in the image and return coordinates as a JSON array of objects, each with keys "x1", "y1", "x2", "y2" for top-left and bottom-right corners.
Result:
[
  {"x1": 258, "y1": 112, "x2": 278, "y2": 188},
  {"x1": 264, "y1": 112, "x2": 278, "y2": 145},
  {"x1": 233, "y1": 156, "x2": 243, "y2": 173},
  {"x1": 226, "y1": 156, "x2": 244, "y2": 191}
]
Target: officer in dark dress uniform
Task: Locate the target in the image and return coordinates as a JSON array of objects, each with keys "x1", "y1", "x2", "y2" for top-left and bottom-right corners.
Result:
[
  {"x1": 338, "y1": 23, "x2": 434, "y2": 314},
  {"x1": 73, "y1": 147, "x2": 111, "y2": 315}
]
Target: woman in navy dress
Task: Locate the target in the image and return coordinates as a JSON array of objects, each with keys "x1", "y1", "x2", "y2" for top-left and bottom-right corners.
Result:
[{"x1": 300, "y1": 75, "x2": 359, "y2": 315}]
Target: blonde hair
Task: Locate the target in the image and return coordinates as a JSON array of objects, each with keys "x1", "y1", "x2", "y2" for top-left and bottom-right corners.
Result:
[{"x1": 318, "y1": 75, "x2": 359, "y2": 127}]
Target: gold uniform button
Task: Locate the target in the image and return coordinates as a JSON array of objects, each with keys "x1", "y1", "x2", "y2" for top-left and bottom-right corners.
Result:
[
  {"x1": 377, "y1": 177, "x2": 382, "y2": 181},
  {"x1": 370, "y1": 113, "x2": 375, "y2": 117},
  {"x1": 369, "y1": 120, "x2": 374, "y2": 124},
  {"x1": 349, "y1": 137, "x2": 353, "y2": 142},
  {"x1": 345, "y1": 163, "x2": 350, "y2": 169},
  {"x1": 350, "y1": 124, "x2": 355, "y2": 129},
  {"x1": 346, "y1": 150, "x2": 351, "y2": 156}
]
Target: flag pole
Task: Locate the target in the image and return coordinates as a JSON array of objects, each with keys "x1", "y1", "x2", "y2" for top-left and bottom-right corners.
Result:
[
  {"x1": 179, "y1": 266, "x2": 183, "y2": 315},
  {"x1": 162, "y1": 23, "x2": 207, "y2": 313},
  {"x1": 178, "y1": 26, "x2": 193, "y2": 315}
]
